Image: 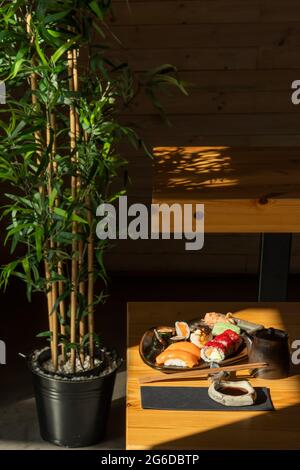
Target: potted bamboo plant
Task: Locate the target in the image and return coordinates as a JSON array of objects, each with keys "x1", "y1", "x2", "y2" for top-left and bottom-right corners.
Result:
[{"x1": 0, "y1": 0, "x2": 186, "y2": 447}]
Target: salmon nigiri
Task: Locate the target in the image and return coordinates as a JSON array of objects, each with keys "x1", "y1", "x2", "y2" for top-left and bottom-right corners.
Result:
[
  {"x1": 167, "y1": 341, "x2": 201, "y2": 358},
  {"x1": 156, "y1": 348, "x2": 199, "y2": 368}
]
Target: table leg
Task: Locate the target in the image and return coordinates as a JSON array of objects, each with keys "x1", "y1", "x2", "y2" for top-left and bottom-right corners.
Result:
[{"x1": 258, "y1": 234, "x2": 292, "y2": 301}]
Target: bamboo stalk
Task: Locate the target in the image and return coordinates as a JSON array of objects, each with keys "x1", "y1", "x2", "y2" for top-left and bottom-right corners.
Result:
[
  {"x1": 87, "y1": 195, "x2": 94, "y2": 368},
  {"x1": 72, "y1": 49, "x2": 86, "y2": 364},
  {"x1": 83, "y1": 44, "x2": 94, "y2": 368},
  {"x1": 50, "y1": 113, "x2": 67, "y2": 362},
  {"x1": 26, "y1": 14, "x2": 55, "y2": 365},
  {"x1": 51, "y1": 274, "x2": 58, "y2": 370},
  {"x1": 78, "y1": 207, "x2": 85, "y2": 363},
  {"x1": 77, "y1": 115, "x2": 85, "y2": 364},
  {"x1": 45, "y1": 263, "x2": 54, "y2": 361},
  {"x1": 50, "y1": 113, "x2": 59, "y2": 370},
  {"x1": 57, "y1": 261, "x2": 66, "y2": 361},
  {"x1": 47, "y1": 117, "x2": 58, "y2": 371},
  {"x1": 83, "y1": 126, "x2": 94, "y2": 368},
  {"x1": 68, "y1": 47, "x2": 78, "y2": 372},
  {"x1": 79, "y1": 237, "x2": 85, "y2": 363}
]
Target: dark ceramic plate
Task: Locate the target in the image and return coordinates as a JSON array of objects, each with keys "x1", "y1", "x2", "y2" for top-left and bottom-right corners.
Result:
[{"x1": 139, "y1": 326, "x2": 248, "y2": 373}]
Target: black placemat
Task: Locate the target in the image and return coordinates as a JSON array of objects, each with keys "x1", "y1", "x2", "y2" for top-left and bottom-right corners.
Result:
[{"x1": 141, "y1": 386, "x2": 274, "y2": 411}]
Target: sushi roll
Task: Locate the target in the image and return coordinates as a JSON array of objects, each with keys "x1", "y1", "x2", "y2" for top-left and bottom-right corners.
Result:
[
  {"x1": 200, "y1": 340, "x2": 226, "y2": 363},
  {"x1": 201, "y1": 329, "x2": 241, "y2": 363},
  {"x1": 167, "y1": 341, "x2": 201, "y2": 358},
  {"x1": 190, "y1": 323, "x2": 212, "y2": 348},
  {"x1": 156, "y1": 326, "x2": 175, "y2": 340},
  {"x1": 153, "y1": 326, "x2": 175, "y2": 346}
]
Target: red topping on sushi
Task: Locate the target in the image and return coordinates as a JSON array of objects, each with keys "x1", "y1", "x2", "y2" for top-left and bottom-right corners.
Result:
[
  {"x1": 222, "y1": 329, "x2": 240, "y2": 341},
  {"x1": 204, "y1": 340, "x2": 226, "y2": 351},
  {"x1": 214, "y1": 330, "x2": 240, "y2": 346}
]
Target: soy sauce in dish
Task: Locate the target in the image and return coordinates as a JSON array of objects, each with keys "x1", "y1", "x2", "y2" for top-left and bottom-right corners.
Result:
[{"x1": 218, "y1": 387, "x2": 248, "y2": 396}]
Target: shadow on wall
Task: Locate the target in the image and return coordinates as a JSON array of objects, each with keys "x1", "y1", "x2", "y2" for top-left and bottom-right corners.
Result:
[
  {"x1": 155, "y1": 146, "x2": 237, "y2": 192},
  {"x1": 153, "y1": 146, "x2": 300, "y2": 199}
]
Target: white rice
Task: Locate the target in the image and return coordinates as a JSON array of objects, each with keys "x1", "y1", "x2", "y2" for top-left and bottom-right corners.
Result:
[
  {"x1": 201, "y1": 347, "x2": 224, "y2": 363},
  {"x1": 164, "y1": 359, "x2": 187, "y2": 367}
]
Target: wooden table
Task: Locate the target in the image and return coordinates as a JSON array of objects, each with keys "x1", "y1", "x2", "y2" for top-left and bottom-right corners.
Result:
[
  {"x1": 127, "y1": 302, "x2": 300, "y2": 450},
  {"x1": 152, "y1": 147, "x2": 300, "y2": 300}
]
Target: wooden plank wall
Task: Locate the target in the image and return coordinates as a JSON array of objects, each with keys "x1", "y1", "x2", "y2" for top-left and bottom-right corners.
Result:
[{"x1": 104, "y1": 0, "x2": 300, "y2": 275}]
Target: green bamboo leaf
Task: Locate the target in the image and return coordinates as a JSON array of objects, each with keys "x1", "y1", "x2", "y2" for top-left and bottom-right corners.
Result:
[
  {"x1": 51, "y1": 289, "x2": 70, "y2": 316},
  {"x1": 46, "y1": 29, "x2": 63, "y2": 39},
  {"x1": 21, "y1": 257, "x2": 32, "y2": 300},
  {"x1": 49, "y1": 187, "x2": 58, "y2": 208},
  {"x1": 0, "y1": 260, "x2": 20, "y2": 290},
  {"x1": 89, "y1": 1, "x2": 104, "y2": 19},
  {"x1": 95, "y1": 249, "x2": 108, "y2": 283},
  {"x1": 141, "y1": 140, "x2": 153, "y2": 159},
  {"x1": 53, "y1": 207, "x2": 67, "y2": 218},
  {"x1": 51, "y1": 36, "x2": 80, "y2": 64},
  {"x1": 10, "y1": 120, "x2": 26, "y2": 139},
  {"x1": 35, "y1": 150, "x2": 50, "y2": 178},
  {"x1": 31, "y1": 264, "x2": 41, "y2": 284},
  {"x1": 9, "y1": 58, "x2": 25, "y2": 79},
  {"x1": 144, "y1": 64, "x2": 177, "y2": 78},
  {"x1": 72, "y1": 213, "x2": 88, "y2": 225},
  {"x1": 55, "y1": 231, "x2": 73, "y2": 243},
  {"x1": 44, "y1": 10, "x2": 71, "y2": 23},
  {"x1": 10, "y1": 232, "x2": 19, "y2": 254},
  {"x1": 155, "y1": 75, "x2": 189, "y2": 96},
  {"x1": 35, "y1": 226, "x2": 43, "y2": 262},
  {"x1": 36, "y1": 331, "x2": 51, "y2": 338},
  {"x1": 35, "y1": 36, "x2": 48, "y2": 66}
]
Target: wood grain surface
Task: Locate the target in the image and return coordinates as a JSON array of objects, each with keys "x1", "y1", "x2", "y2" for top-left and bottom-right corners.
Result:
[
  {"x1": 152, "y1": 146, "x2": 300, "y2": 232},
  {"x1": 127, "y1": 302, "x2": 300, "y2": 449}
]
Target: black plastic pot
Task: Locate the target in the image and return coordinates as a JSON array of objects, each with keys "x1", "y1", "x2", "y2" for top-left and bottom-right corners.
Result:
[{"x1": 30, "y1": 348, "x2": 121, "y2": 447}]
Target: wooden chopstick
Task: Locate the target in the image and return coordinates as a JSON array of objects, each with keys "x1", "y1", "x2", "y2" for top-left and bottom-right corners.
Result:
[{"x1": 138, "y1": 362, "x2": 268, "y2": 384}]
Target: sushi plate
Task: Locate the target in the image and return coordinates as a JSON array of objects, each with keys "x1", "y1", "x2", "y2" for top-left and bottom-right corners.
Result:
[{"x1": 139, "y1": 326, "x2": 248, "y2": 373}]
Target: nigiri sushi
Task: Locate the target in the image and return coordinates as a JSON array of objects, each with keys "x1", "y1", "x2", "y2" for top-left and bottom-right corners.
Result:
[
  {"x1": 156, "y1": 348, "x2": 199, "y2": 368},
  {"x1": 167, "y1": 341, "x2": 201, "y2": 358}
]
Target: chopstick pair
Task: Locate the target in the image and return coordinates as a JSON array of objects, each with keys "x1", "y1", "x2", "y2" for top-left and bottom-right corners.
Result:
[{"x1": 138, "y1": 362, "x2": 268, "y2": 384}]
